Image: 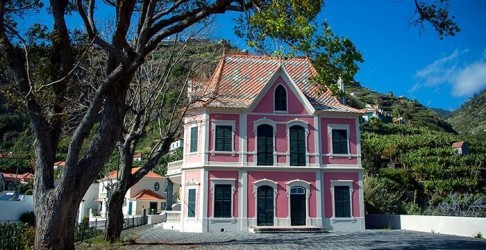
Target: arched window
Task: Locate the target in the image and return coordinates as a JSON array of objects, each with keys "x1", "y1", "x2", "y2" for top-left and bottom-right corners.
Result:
[
  {"x1": 274, "y1": 85, "x2": 287, "y2": 111},
  {"x1": 289, "y1": 125, "x2": 306, "y2": 166},
  {"x1": 257, "y1": 124, "x2": 274, "y2": 166}
]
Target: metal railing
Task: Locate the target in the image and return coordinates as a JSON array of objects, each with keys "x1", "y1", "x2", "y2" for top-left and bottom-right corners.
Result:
[{"x1": 165, "y1": 211, "x2": 181, "y2": 223}]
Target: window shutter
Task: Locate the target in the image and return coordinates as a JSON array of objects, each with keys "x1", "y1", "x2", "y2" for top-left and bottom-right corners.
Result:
[
  {"x1": 190, "y1": 127, "x2": 198, "y2": 153},
  {"x1": 275, "y1": 85, "x2": 287, "y2": 111},
  {"x1": 290, "y1": 125, "x2": 306, "y2": 166},
  {"x1": 188, "y1": 189, "x2": 196, "y2": 217},
  {"x1": 215, "y1": 125, "x2": 232, "y2": 151},
  {"x1": 223, "y1": 127, "x2": 232, "y2": 151},
  {"x1": 257, "y1": 125, "x2": 273, "y2": 165},
  {"x1": 335, "y1": 186, "x2": 351, "y2": 218},
  {"x1": 332, "y1": 129, "x2": 348, "y2": 154},
  {"x1": 214, "y1": 184, "x2": 232, "y2": 218}
]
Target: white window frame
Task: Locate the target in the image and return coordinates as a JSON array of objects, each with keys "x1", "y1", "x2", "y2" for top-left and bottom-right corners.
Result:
[
  {"x1": 286, "y1": 179, "x2": 311, "y2": 226},
  {"x1": 328, "y1": 124, "x2": 351, "y2": 157},
  {"x1": 253, "y1": 117, "x2": 277, "y2": 165},
  {"x1": 210, "y1": 120, "x2": 236, "y2": 155},
  {"x1": 330, "y1": 180, "x2": 354, "y2": 222},
  {"x1": 274, "y1": 84, "x2": 289, "y2": 113},
  {"x1": 210, "y1": 178, "x2": 236, "y2": 220},
  {"x1": 286, "y1": 120, "x2": 310, "y2": 166},
  {"x1": 253, "y1": 179, "x2": 278, "y2": 223}
]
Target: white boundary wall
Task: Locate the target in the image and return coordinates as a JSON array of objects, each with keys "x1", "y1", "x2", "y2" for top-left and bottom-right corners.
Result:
[
  {"x1": 366, "y1": 214, "x2": 486, "y2": 238},
  {"x1": 0, "y1": 195, "x2": 34, "y2": 223}
]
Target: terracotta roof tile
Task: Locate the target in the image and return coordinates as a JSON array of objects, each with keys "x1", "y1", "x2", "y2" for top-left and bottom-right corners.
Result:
[
  {"x1": 2, "y1": 172, "x2": 33, "y2": 182},
  {"x1": 189, "y1": 54, "x2": 362, "y2": 113},
  {"x1": 105, "y1": 167, "x2": 164, "y2": 179},
  {"x1": 452, "y1": 141, "x2": 465, "y2": 148},
  {"x1": 131, "y1": 189, "x2": 165, "y2": 200}
]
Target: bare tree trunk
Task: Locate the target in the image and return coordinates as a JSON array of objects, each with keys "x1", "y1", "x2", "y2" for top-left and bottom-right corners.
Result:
[
  {"x1": 34, "y1": 193, "x2": 77, "y2": 250},
  {"x1": 105, "y1": 189, "x2": 126, "y2": 242}
]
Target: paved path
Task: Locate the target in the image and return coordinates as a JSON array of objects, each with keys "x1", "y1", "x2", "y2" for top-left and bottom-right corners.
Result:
[{"x1": 121, "y1": 226, "x2": 486, "y2": 249}]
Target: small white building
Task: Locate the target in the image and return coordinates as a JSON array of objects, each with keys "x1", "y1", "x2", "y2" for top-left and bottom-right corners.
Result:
[
  {"x1": 97, "y1": 168, "x2": 175, "y2": 217},
  {"x1": 170, "y1": 139, "x2": 184, "y2": 152}
]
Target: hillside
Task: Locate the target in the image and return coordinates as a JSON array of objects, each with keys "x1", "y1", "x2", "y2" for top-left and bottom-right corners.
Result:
[
  {"x1": 447, "y1": 89, "x2": 486, "y2": 135},
  {"x1": 345, "y1": 81, "x2": 456, "y2": 133}
]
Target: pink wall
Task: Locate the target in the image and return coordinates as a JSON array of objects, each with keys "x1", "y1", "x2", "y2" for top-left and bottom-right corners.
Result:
[
  {"x1": 323, "y1": 172, "x2": 360, "y2": 218},
  {"x1": 252, "y1": 76, "x2": 309, "y2": 115},
  {"x1": 321, "y1": 118, "x2": 358, "y2": 164},
  {"x1": 247, "y1": 115, "x2": 316, "y2": 165},
  {"x1": 184, "y1": 170, "x2": 202, "y2": 217},
  {"x1": 247, "y1": 171, "x2": 317, "y2": 218},
  {"x1": 208, "y1": 114, "x2": 240, "y2": 162},
  {"x1": 207, "y1": 171, "x2": 239, "y2": 217}
]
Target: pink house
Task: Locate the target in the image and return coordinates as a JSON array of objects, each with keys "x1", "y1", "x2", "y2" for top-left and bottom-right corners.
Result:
[{"x1": 166, "y1": 53, "x2": 365, "y2": 232}]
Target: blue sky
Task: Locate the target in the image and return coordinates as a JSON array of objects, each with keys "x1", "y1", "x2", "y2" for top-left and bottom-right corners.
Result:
[
  {"x1": 20, "y1": 0, "x2": 486, "y2": 111},
  {"x1": 212, "y1": 0, "x2": 486, "y2": 111}
]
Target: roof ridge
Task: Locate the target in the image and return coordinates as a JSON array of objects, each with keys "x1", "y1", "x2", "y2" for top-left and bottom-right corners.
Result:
[{"x1": 224, "y1": 53, "x2": 309, "y2": 62}]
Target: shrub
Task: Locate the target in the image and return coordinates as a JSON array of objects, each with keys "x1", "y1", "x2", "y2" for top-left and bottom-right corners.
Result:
[
  {"x1": 19, "y1": 211, "x2": 35, "y2": 227},
  {"x1": 425, "y1": 193, "x2": 486, "y2": 217},
  {"x1": 0, "y1": 223, "x2": 28, "y2": 250},
  {"x1": 22, "y1": 226, "x2": 35, "y2": 249}
]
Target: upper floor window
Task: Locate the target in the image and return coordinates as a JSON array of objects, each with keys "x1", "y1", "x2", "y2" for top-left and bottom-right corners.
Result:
[
  {"x1": 257, "y1": 124, "x2": 274, "y2": 165},
  {"x1": 190, "y1": 126, "x2": 198, "y2": 153},
  {"x1": 215, "y1": 125, "x2": 233, "y2": 151},
  {"x1": 274, "y1": 85, "x2": 287, "y2": 112},
  {"x1": 289, "y1": 125, "x2": 306, "y2": 166},
  {"x1": 332, "y1": 129, "x2": 348, "y2": 154}
]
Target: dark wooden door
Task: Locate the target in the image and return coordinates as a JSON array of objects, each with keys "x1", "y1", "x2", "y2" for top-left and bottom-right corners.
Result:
[
  {"x1": 257, "y1": 186, "x2": 274, "y2": 226},
  {"x1": 290, "y1": 191, "x2": 306, "y2": 226}
]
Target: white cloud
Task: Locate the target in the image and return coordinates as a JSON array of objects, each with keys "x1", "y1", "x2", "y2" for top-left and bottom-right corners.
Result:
[
  {"x1": 415, "y1": 49, "x2": 461, "y2": 87},
  {"x1": 413, "y1": 49, "x2": 486, "y2": 97},
  {"x1": 452, "y1": 61, "x2": 486, "y2": 96}
]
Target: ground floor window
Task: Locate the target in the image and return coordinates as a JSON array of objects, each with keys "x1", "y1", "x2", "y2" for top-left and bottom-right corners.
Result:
[
  {"x1": 214, "y1": 184, "x2": 232, "y2": 218},
  {"x1": 188, "y1": 189, "x2": 196, "y2": 218},
  {"x1": 334, "y1": 186, "x2": 351, "y2": 218}
]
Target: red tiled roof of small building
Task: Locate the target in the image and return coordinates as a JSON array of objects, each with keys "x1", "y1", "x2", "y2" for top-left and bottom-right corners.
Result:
[
  {"x1": 188, "y1": 54, "x2": 362, "y2": 114},
  {"x1": 452, "y1": 141, "x2": 465, "y2": 148},
  {"x1": 2, "y1": 172, "x2": 33, "y2": 182},
  {"x1": 54, "y1": 161, "x2": 65, "y2": 167},
  {"x1": 131, "y1": 189, "x2": 165, "y2": 200},
  {"x1": 104, "y1": 167, "x2": 163, "y2": 179}
]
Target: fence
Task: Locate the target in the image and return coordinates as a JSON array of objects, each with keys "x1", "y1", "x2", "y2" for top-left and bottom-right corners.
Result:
[{"x1": 75, "y1": 215, "x2": 148, "y2": 242}]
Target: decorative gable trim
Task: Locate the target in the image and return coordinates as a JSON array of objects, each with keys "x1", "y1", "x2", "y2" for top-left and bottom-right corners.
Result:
[{"x1": 248, "y1": 65, "x2": 316, "y2": 115}]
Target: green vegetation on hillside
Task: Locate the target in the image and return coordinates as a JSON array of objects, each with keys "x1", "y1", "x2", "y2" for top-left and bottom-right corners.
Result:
[
  {"x1": 447, "y1": 89, "x2": 486, "y2": 135},
  {"x1": 362, "y1": 122, "x2": 486, "y2": 215},
  {"x1": 346, "y1": 82, "x2": 455, "y2": 133}
]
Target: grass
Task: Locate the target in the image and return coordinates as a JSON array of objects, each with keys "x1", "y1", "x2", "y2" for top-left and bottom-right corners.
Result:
[{"x1": 75, "y1": 224, "x2": 154, "y2": 249}]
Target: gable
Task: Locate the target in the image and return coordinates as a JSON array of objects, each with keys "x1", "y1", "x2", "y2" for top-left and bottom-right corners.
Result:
[{"x1": 251, "y1": 68, "x2": 314, "y2": 115}]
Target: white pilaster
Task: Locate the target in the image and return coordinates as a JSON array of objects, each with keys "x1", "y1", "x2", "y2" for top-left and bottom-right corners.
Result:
[
  {"x1": 203, "y1": 111, "x2": 210, "y2": 165},
  {"x1": 314, "y1": 116, "x2": 321, "y2": 166},
  {"x1": 240, "y1": 113, "x2": 248, "y2": 166},
  {"x1": 201, "y1": 169, "x2": 208, "y2": 232},
  {"x1": 355, "y1": 117, "x2": 362, "y2": 167},
  {"x1": 358, "y1": 169, "x2": 365, "y2": 229},
  {"x1": 316, "y1": 171, "x2": 323, "y2": 227},
  {"x1": 239, "y1": 169, "x2": 248, "y2": 231}
]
